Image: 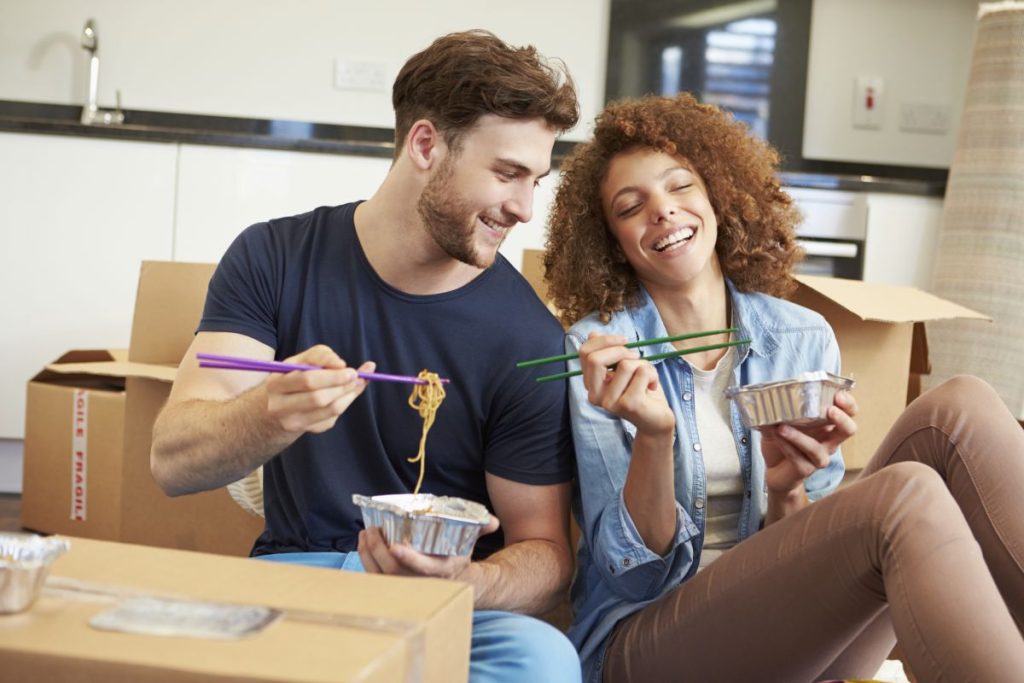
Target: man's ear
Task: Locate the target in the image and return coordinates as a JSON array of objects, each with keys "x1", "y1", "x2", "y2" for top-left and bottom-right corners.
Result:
[{"x1": 405, "y1": 119, "x2": 445, "y2": 171}]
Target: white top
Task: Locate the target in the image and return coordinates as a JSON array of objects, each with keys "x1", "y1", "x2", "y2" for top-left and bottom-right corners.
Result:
[{"x1": 688, "y1": 348, "x2": 742, "y2": 570}]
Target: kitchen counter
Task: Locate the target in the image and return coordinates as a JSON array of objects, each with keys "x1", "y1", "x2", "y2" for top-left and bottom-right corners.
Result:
[{"x1": 0, "y1": 99, "x2": 945, "y2": 196}]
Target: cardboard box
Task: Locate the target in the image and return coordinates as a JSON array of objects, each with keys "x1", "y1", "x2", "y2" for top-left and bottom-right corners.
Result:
[
  {"x1": 789, "y1": 275, "x2": 988, "y2": 469},
  {"x1": 22, "y1": 261, "x2": 264, "y2": 555},
  {"x1": 519, "y1": 250, "x2": 989, "y2": 471},
  {"x1": 0, "y1": 536, "x2": 472, "y2": 682}
]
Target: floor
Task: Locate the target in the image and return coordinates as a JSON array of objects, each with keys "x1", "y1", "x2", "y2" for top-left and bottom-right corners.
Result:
[{"x1": 0, "y1": 493, "x2": 22, "y2": 533}]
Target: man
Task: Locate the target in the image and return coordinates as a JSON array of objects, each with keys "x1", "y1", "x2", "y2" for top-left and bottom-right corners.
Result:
[{"x1": 150, "y1": 30, "x2": 580, "y2": 682}]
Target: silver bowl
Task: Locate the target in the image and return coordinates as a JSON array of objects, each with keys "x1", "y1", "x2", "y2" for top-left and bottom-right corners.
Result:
[
  {"x1": 352, "y1": 494, "x2": 491, "y2": 557},
  {"x1": 0, "y1": 533, "x2": 71, "y2": 614},
  {"x1": 725, "y1": 371, "x2": 855, "y2": 430}
]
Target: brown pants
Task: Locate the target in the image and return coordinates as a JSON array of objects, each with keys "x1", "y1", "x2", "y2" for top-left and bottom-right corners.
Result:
[{"x1": 603, "y1": 376, "x2": 1024, "y2": 682}]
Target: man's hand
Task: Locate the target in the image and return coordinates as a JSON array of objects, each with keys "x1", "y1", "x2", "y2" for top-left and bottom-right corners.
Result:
[
  {"x1": 152, "y1": 334, "x2": 378, "y2": 496},
  {"x1": 762, "y1": 390, "x2": 858, "y2": 496},
  {"x1": 264, "y1": 345, "x2": 376, "y2": 434},
  {"x1": 357, "y1": 515, "x2": 501, "y2": 580}
]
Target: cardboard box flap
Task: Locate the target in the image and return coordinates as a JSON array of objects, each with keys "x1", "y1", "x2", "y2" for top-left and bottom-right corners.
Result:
[
  {"x1": 42, "y1": 359, "x2": 177, "y2": 383},
  {"x1": 129, "y1": 260, "x2": 216, "y2": 365},
  {"x1": 51, "y1": 349, "x2": 129, "y2": 364},
  {"x1": 31, "y1": 349, "x2": 128, "y2": 386},
  {"x1": 794, "y1": 275, "x2": 991, "y2": 324}
]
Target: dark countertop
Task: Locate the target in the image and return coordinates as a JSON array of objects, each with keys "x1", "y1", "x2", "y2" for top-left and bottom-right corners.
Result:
[{"x1": 0, "y1": 99, "x2": 945, "y2": 196}]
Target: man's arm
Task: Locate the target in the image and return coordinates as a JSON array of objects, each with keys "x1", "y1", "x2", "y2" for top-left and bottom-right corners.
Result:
[
  {"x1": 359, "y1": 475, "x2": 573, "y2": 615},
  {"x1": 463, "y1": 475, "x2": 573, "y2": 614},
  {"x1": 151, "y1": 331, "x2": 371, "y2": 496}
]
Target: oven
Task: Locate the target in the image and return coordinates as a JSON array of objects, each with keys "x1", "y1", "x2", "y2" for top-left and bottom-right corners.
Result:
[{"x1": 785, "y1": 187, "x2": 867, "y2": 280}]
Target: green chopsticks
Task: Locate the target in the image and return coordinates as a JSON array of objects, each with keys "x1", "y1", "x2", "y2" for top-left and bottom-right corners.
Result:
[{"x1": 514, "y1": 327, "x2": 750, "y2": 384}]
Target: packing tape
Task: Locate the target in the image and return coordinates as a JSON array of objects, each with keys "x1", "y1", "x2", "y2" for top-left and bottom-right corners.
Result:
[
  {"x1": 70, "y1": 389, "x2": 88, "y2": 521},
  {"x1": 43, "y1": 575, "x2": 426, "y2": 683}
]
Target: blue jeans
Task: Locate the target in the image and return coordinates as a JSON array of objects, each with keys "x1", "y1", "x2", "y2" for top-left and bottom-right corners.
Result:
[{"x1": 256, "y1": 551, "x2": 581, "y2": 683}]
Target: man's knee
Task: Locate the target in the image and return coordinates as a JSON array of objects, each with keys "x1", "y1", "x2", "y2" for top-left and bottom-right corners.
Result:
[{"x1": 471, "y1": 611, "x2": 581, "y2": 683}]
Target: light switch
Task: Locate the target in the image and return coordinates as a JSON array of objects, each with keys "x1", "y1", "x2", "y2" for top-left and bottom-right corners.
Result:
[{"x1": 852, "y1": 76, "x2": 884, "y2": 130}]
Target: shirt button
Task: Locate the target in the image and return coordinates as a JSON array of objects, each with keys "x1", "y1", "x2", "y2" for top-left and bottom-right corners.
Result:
[
  {"x1": 695, "y1": 498, "x2": 705, "y2": 509},
  {"x1": 622, "y1": 558, "x2": 631, "y2": 567},
  {"x1": 682, "y1": 391, "x2": 693, "y2": 401},
  {"x1": 693, "y1": 443, "x2": 702, "y2": 452},
  {"x1": 741, "y1": 437, "x2": 749, "y2": 445}
]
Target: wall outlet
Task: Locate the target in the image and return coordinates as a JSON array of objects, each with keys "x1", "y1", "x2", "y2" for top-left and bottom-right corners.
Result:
[
  {"x1": 899, "y1": 102, "x2": 951, "y2": 134},
  {"x1": 334, "y1": 58, "x2": 388, "y2": 92}
]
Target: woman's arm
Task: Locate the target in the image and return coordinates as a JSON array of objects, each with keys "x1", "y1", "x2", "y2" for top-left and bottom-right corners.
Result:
[
  {"x1": 761, "y1": 328, "x2": 856, "y2": 525},
  {"x1": 569, "y1": 332, "x2": 698, "y2": 602}
]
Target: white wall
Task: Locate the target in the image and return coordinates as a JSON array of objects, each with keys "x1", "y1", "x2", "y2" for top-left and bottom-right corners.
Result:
[
  {"x1": 0, "y1": 0, "x2": 609, "y2": 141},
  {"x1": 0, "y1": 440, "x2": 23, "y2": 494},
  {"x1": 803, "y1": 0, "x2": 978, "y2": 168},
  {"x1": 2, "y1": 1, "x2": 984, "y2": 164}
]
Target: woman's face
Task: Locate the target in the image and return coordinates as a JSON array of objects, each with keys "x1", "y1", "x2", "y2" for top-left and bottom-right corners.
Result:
[{"x1": 601, "y1": 147, "x2": 720, "y2": 294}]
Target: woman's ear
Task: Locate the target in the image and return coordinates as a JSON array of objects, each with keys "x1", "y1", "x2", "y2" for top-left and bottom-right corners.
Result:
[{"x1": 405, "y1": 119, "x2": 444, "y2": 171}]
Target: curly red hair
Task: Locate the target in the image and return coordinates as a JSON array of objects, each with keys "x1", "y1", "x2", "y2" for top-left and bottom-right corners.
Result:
[{"x1": 544, "y1": 93, "x2": 803, "y2": 326}]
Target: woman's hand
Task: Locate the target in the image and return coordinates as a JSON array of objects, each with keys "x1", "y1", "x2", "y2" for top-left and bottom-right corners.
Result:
[
  {"x1": 761, "y1": 390, "x2": 858, "y2": 497},
  {"x1": 579, "y1": 333, "x2": 675, "y2": 437}
]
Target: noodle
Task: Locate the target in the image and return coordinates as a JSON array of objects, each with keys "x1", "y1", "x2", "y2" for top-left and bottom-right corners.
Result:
[{"x1": 407, "y1": 369, "x2": 446, "y2": 495}]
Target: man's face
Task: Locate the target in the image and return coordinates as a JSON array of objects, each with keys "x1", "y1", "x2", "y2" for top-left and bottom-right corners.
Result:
[{"x1": 417, "y1": 115, "x2": 557, "y2": 268}]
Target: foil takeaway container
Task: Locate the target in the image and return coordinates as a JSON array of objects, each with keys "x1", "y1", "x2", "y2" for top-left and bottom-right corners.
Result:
[
  {"x1": 0, "y1": 533, "x2": 70, "y2": 613},
  {"x1": 726, "y1": 371, "x2": 855, "y2": 430},
  {"x1": 353, "y1": 494, "x2": 490, "y2": 557}
]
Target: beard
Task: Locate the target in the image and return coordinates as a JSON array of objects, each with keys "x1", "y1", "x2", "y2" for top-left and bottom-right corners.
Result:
[{"x1": 417, "y1": 157, "x2": 503, "y2": 269}]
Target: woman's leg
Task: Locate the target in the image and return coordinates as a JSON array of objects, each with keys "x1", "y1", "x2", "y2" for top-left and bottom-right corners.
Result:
[
  {"x1": 858, "y1": 374, "x2": 1024, "y2": 624},
  {"x1": 601, "y1": 462, "x2": 1024, "y2": 683},
  {"x1": 820, "y1": 374, "x2": 1024, "y2": 677}
]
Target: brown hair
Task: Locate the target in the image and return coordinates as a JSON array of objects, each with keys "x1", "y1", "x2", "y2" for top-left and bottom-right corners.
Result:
[
  {"x1": 392, "y1": 30, "x2": 579, "y2": 157},
  {"x1": 544, "y1": 93, "x2": 803, "y2": 326}
]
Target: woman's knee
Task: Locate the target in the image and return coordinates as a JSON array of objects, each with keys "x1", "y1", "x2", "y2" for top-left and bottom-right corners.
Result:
[
  {"x1": 915, "y1": 374, "x2": 1000, "y2": 414},
  {"x1": 872, "y1": 462, "x2": 950, "y2": 512}
]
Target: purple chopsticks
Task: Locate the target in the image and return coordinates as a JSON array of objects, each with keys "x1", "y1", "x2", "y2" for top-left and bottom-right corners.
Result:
[{"x1": 196, "y1": 352, "x2": 450, "y2": 386}]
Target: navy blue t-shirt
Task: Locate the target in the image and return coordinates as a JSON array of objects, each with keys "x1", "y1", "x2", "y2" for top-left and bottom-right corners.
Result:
[{"x1": 199, "y1": 202, "x2": 574, "y2": 559}]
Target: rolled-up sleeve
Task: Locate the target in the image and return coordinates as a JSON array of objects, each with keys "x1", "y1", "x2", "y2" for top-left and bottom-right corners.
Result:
[{"x1": 567, "y1": 333, "x2": 699, "y2": 603}]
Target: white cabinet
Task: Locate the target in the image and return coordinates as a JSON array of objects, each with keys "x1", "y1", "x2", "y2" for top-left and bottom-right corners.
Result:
[
  {"x1": 862, "y1": 193, "x2": 943, "y2": 288},
  {"x1": 0, "y1": 132, "x2": 177, "y2": 437},
  {"x1": 787, "y1": 186, "x2": 943, "y2": 288},
  {"x1": 174, "y1": 145, "x2": 392, "y2": 263}
]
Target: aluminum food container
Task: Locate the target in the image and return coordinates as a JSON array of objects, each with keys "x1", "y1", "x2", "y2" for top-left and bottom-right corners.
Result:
[
  {"x1": 352, "y1": 494, "x2": 490, "y2": 557},
  {"x1": 0, "y1": 533, "x2": 71, "y2": 614},
  {"x1": 725, "y1": 371, "x2": 855, "y2": 430}
]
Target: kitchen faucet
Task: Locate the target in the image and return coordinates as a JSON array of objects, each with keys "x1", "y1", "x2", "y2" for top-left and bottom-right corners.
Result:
[{"x1": 80, "y1": 19, "x2": 124, "y2": 125}]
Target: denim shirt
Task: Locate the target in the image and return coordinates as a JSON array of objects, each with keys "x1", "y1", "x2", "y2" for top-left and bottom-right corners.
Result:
[{"x1": 565, "y1": 281, "x2": 845, "y2": 682}]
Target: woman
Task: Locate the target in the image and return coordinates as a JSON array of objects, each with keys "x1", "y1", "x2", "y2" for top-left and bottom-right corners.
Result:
[{"x1": 544, "y1": 93, "x2": 1024, "y2": 682}]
